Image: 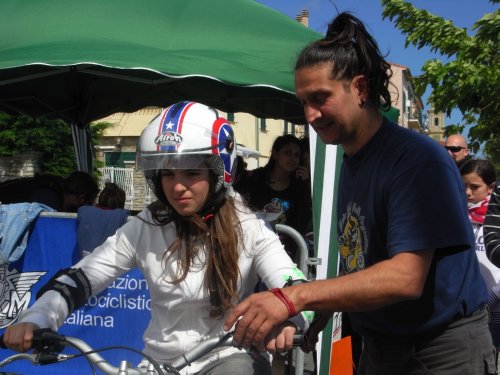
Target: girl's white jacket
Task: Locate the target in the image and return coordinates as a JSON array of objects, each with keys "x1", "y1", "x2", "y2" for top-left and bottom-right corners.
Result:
[{"x1": 18, "y1": 197, "x2": 310, "y2": 373}]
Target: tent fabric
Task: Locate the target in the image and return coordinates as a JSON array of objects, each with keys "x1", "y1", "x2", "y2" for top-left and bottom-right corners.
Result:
[
  {"x1": 0, "y1": 0, "x2": 322, "y2": 172},
  {"x1": 381, "y1": 106, "x2": 401, "y2": 123},
  {"x1": 0, "y1": 0, "x2": 322, "y2": 125}
]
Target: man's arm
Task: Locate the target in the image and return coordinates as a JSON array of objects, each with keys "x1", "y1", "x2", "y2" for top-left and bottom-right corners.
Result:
[
  {"x1": 485, "y1": 184, "x2": 500, "y2": 266},
  {"x1": 224, "y1": 249, "x2": 434, "y2": 349}
]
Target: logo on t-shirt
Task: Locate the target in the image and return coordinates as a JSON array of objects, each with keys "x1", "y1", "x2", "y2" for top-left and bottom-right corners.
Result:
[
  {"x1": 338, "y1": 202, "x2": 367, "y2": 273},
  {"x1": 262, "y1": 198, "x2": 290, "y2": 223}
]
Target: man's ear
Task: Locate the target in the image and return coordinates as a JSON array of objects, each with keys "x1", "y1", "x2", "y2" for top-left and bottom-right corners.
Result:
[{"x1": 352, "y1": 75, "x2": 369, "y2": 102}]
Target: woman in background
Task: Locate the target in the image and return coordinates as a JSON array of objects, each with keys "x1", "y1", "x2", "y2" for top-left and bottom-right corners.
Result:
[
  {"x1": 461, "y1": 159, "x2": 499, "y2": 348},
  {"x1": 236, "y1": 134, "x2": 312, "y2": 237}
]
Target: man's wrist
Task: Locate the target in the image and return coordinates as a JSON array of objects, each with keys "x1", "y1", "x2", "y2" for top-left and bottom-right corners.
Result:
[{"x1": 268, "y1": 288, "x2": 296, "y2": 317}]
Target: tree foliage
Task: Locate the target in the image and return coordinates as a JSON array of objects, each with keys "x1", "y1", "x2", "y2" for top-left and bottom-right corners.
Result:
[
  {"x1": 0, "y1": 112, "x2": 111, "y2": 177},
  {"x1": 381, "y1": 0, "x2": 500, "y2": 165}
]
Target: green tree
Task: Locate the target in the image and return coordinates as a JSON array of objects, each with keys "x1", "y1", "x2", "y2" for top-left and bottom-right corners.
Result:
[
  {"x1": 0, "y1": 112, "x2": 111, "y2": 177},
  {"x1": 381, "y1": 0, "x2": 500, "y2": 166}
]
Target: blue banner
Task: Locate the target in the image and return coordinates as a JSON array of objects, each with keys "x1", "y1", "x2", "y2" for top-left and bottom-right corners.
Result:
[{"x1": 0, "y1": 215, "x2": 151, "y2": 374}]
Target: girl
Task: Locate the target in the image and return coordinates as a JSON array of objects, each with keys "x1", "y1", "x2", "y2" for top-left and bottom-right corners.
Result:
[
  {"x1": 236, "y1": 135, "x2": 312, "y2": 236},
  {"x1": 3, "y1": 102, "x2": 310, "y2": 374},
  {"x1": 461, "y1": 159, "x2": 499, "y2": 348}
]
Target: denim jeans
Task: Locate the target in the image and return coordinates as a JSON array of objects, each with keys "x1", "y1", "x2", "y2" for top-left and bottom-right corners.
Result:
[
  {"x1": 0, "y1": 202, "x2": 54, "y2": 264},
  {"x1": 358, "y1": 308, "x2": 497, "y2": 374}
]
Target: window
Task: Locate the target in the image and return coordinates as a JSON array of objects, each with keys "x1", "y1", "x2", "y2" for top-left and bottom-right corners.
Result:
[
  {"x1": 434, "y1": 117, "x2": 439, "y2": 127},
  {"x1": 104, "y1": 151, "x2": 136, "y2": 168},
  {"x1": 260, "y1": 118, "x2": 266, "y2": 132},
  {"x1": 227, "y1": 112, "x2": 235, "y2": 122}
]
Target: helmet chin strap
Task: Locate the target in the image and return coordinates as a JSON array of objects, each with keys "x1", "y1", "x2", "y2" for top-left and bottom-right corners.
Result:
[
  {"x1": 199, "y1": 189, "x2": 226, "y2": 222},
  {"x1": 201, "y1": 213, "x2": 215, "y2": 222}
]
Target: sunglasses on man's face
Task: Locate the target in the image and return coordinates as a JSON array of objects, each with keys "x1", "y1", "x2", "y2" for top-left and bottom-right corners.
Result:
[{"x1": 444, "y1": 146, "x2": 466, "y2": 153}]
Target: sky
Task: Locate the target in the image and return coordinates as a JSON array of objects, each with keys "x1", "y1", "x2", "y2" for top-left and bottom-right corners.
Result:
[{"x1": 257, "y1": 0, "x2": 497, "y2": 133}]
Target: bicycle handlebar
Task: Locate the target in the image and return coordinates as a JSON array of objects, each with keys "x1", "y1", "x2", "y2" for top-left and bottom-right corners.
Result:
[{"x1": 0, "y1": 329, "x2": 304, "y2": 374}]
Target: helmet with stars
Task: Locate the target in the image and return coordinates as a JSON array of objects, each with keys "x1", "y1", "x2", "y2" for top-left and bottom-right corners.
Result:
[{"x1": 137, "y1": 101, "x2": 237, "y2": 197}]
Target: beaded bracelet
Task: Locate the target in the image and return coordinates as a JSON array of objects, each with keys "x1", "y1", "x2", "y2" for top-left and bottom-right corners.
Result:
[{"x1": 268, "y1": 288, "x2": 296, "y2": 317}]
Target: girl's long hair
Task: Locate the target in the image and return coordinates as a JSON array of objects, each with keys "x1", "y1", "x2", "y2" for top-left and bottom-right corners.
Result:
[{"x1": 151, "y1": 171, "x2": 242, "y2": 319}]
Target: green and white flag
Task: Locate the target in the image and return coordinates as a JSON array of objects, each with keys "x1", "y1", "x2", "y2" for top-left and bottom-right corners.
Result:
[{"x1": 309, "y1": 130, "x2": 344, "y2": 374}]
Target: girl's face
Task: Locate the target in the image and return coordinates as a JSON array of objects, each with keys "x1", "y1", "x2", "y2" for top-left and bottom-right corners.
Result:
[
  {"x1": 462, "y1": 172, "x2": 493, "y2": 204},
  {"x1": 272, "y1": 143, "x2": 301, "y2": 173},
  {"x1": 160, "y1": 169, "x2": 211, "y2": 216}
]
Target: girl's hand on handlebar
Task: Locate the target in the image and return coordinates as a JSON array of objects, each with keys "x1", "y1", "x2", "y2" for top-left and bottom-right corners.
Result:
[
  {"x1": 264, "y1": 322, "x2": 296, "y2": 354},
  {"x1": 3, "y1": 322, "x2": 40, "y2": 352},
  {"x1": 301, "y1": 312, "x2": 331, "y2": 353}
]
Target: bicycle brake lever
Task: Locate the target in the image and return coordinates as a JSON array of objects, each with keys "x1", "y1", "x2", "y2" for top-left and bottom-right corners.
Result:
[
  {"x1": 0, "y1": 353, "x2": 38, "y2": 367},
  {"x1": 36, "y1": 352, "x2": 75, "y2": 365}
]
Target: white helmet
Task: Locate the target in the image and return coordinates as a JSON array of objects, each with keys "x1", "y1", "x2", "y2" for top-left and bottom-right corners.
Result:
[{"x1": 137, "y1": 101, "x2": 237, "y2": 200}]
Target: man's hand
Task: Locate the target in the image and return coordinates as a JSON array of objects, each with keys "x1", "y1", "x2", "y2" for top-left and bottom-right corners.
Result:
[
  {"x1": 3, "y1": 322, "x2": 39, "y2": 352},
  {"x1": 224, "y1": 290, "x2": 290, "y2": 349}
]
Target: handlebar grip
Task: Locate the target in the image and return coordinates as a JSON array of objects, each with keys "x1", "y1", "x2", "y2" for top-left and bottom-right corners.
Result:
[
  {"x1": 32, "y1": 329, "x2": 65, "y2": 353},
  {"x1": 0, "y1": 329, "x2": 65, "y2": 351},
  {"x1": 292, "y1": 333, "x2": 304, "y2": 346}
]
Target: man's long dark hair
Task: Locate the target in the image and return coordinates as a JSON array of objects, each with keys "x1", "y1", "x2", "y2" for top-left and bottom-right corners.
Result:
[{"x1": 295, "y1": 12, "x2": 392, "y2": 111}]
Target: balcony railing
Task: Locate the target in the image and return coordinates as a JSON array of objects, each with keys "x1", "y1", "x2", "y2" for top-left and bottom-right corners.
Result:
[{"x1": 406, "y1": 109, "x2": 422, "y2": 131}]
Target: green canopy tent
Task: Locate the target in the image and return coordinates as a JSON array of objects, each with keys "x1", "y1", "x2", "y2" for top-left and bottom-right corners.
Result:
[
  {"x1": 382, "y1": 106, "x2": 400, "y2": 123},
  {"x1": 0, "y1": 0, "x2": 322, "y2": 171}
]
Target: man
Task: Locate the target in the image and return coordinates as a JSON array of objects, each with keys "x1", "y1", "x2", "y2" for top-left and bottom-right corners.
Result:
[
  {"x1": 444, "y1": 133, "x2": 472, "y2": 167},
  {"x1": 224, "y1": 12, "x2": 496, "y2": 374}
]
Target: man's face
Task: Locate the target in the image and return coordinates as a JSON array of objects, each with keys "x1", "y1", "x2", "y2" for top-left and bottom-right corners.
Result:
[
  {"x1": 295, "y1": 63, "x2": 365, "y2": 154},
  {"x1": 444, "y1": 136, "x2": 469, "y2": 162}
]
